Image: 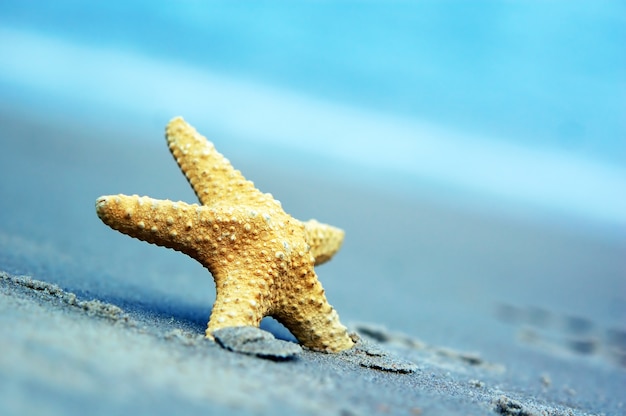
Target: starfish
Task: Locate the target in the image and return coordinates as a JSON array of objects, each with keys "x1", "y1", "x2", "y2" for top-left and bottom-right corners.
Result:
[{"x1": 95, "y1": 117, "x2": 354, "y2": 352}]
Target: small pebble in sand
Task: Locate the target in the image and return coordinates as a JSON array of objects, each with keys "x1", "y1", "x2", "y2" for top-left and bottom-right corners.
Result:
[{"x1": 213, "y1": 326, "x2": 302, "y2": 360}]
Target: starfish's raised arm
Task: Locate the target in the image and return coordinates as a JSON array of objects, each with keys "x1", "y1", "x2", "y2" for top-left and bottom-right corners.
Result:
[
  {"x1": 165, "y1": 117, "x2": 259, "y2": 205},
  {"x1": 303, "y1": 219, "x2": 345, "y2": 265}
]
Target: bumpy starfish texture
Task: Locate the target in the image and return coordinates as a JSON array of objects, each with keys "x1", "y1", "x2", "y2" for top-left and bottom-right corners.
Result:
[{"x1": 95, "y1": 117, "x2": 354, "y2": 352}]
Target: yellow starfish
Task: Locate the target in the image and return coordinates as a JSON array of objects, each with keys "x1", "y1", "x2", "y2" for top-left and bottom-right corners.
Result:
[{"x1": 95, "y1": 117, "x2": 354, "y2": 352}]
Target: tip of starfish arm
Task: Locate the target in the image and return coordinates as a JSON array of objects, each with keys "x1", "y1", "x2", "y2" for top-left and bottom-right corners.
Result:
[
  {"x1": 303, "y1": 220, "x2": 345, "y2": 265},
  {"x1": 95, "y1": 194, "x2": 123, "y2": 221},
  {"x1": 95, "y1": 195, "x2": 110, "y2": 211},
  {"x1": 95, "y1": 194, "x2": 140, "y2": 225},
  {"x1": 168, "y1": 115, "x2": 185, "y2": 124},
  {"x1": 166, "y1": 116, "x2": 190, "y2": 136}
]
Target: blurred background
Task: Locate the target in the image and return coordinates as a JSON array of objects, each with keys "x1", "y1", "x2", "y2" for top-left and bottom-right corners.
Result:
[
  {"x1": 1, "y1": 0, "x2": 624, "y2": 229},
  {"x1": 0, "y1": 1, "x2": 624, "y2": 354}
]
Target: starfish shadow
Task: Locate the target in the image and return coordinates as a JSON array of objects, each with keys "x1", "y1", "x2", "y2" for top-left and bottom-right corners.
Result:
[{"x1": 72, "y1": 286, "x2": 298, "y2": 342}]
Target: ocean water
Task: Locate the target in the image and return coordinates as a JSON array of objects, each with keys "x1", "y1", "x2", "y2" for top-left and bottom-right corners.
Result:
[{"x1": 0, "y1": 1, "x2": 624, "y2": 228}]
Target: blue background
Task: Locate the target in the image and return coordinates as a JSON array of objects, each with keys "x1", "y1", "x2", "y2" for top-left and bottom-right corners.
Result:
[{"x1": 1, "y1": 0, "x2": 624, "y2": 231}]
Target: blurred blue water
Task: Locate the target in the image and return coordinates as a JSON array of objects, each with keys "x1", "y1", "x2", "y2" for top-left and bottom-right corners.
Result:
[
  {"x1": 2, "y1": 1, "x2": 623, "y2": 158},
  {"x1": 0, "y1": 1, "x2": 624, "y2": 227}
]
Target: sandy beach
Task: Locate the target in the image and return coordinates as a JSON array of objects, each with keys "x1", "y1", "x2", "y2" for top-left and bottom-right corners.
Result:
[{"x1": 0, "y1": 109, "x2": 624, "y2": 415}]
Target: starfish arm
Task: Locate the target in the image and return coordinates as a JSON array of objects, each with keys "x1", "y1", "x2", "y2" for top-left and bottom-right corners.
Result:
[
  {"x1": 95, "y1": 194, "x2": 215, "y2": 261},
  {"x1": 303, "y1": 219, "x2": 345, "y2": 265},
  {"x1": 205, "y1": 266, "x2": 272, "y2": 336},
  {"x1": 274, "y1": 274, "x2": 354, "y2": 352},
  {"x1": 165, "y1": 117, "x2": 260, "y2": 205}
]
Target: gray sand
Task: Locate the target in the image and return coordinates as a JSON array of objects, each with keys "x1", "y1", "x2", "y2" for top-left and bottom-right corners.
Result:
[
  {"x1": 0, "y1": 271, "x2": 597, "y2": 416},
  {"x1": 0, "y1": 110, "x2": 624, "y2": 415}
]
